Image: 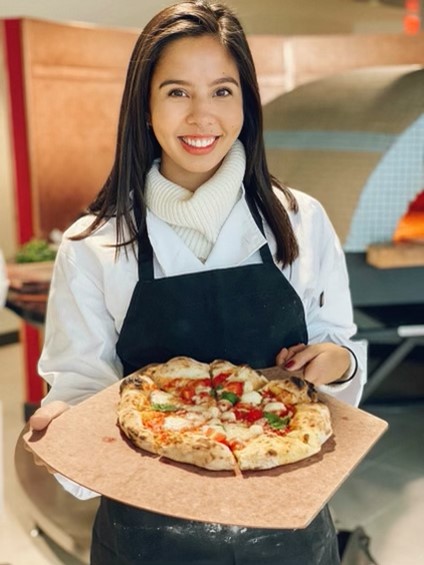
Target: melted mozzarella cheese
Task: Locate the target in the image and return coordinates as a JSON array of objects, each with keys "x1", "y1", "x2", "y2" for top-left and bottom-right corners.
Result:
[
  {"x1": 224, "y1": 423, "x2": 264, "y2": 441},
  {"x1": 263, "y1": 401, "x2": 286, "y2": 412},
  {"x1": 220, "y1": 411, "x2": 236, "y2": 422},
  {"x1": 207, "y1": 406, "x2": 220, "y2": 419},
  {"x1": 150, "y1": 390, "x2": 175, "y2": 406},
  {"x1": 201, "y1": 423, "x2": 226, "y2": 435},
  {"x1": 163, "y1": 416, "x2": 191, "y2": 431},
  {"x1": 240, "y1": 391, "x2": 262, "y2": 405},
  {"x1": 218, "y1": 399, "x2": 233, "y2": 411}
]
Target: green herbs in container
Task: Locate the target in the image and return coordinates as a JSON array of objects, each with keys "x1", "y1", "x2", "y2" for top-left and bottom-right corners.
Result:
[{"x1": 15, "y1": 239, "x2": 57, "y2": 263}]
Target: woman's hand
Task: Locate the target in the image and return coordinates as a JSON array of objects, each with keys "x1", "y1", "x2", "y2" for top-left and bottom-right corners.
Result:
[
  {"x1": 29, "y1": 400, "x2": 70, "y2": 431},
  {"x1": 276, "y1": 343, "x2": 351, "y2": 386},
  {"x1": 27, "y1": 401, "x2": 70, "y2": 474}
]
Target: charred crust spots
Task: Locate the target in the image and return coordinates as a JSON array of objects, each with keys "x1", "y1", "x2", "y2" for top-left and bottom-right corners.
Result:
[
  {"x1": 266, "y1": 449, "x2": 278, "y2": 457},
  {"x1": 120, "y1": 374, "x2": 147, "y2": 393},
  {"x1": 288, "y1": 376, "x2": 318, "y2": 401},
  {"x1": 306, "y1": 382, "x2": 318, "y2": 401},
  {"x1": 290, "y1": 376, "x2": 305, "y2": 389}
]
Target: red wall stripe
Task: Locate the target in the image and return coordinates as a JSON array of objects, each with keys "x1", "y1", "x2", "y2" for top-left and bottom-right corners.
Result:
[
  {"x1": 3, "y1": 19, "x2": 42, "y2": 406},
  {"x1": 21, "y1": 325, "x2": 44, "y2": 404},
  {"x1": 3, "y1": 19, "x2": 34, "y2": 244}
]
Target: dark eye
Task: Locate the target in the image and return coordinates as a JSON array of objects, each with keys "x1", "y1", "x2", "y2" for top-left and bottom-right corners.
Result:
[
  {"x1": 168, "y1": 89, "x2": 187, "y2": 97},
  {"x1": 215, "y1": 87, "x2": 232, "y2": 97}
]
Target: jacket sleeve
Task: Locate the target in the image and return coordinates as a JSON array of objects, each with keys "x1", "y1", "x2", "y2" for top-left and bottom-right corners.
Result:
[
  {"x1": 302, "y1": 201, "x2": 367, "y2": 407},
  {"x1": 37, "y1": 237, "x2": 124, "y2": 500},
  {"x1": 38, "y1": 239, "x2": 123, "y2": 406}
]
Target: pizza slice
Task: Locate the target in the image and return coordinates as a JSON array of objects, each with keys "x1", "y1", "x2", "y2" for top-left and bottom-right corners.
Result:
[
  {"x1": 223, "y1": 376, "x2": 331, "y2": 470},
  {"x1": 118, "y1": 371, "x2": 235, "y2": 471},
  {"x1": 229, "y1": 398, "x2": 332, "y2": 471},
  {"x1": 210, "y1": 375, "x2": 331, "y2": 471},
  {"x1": 140, "y1": 356, "x2": 216, "y2": 412},
  {"x1": 260, "y1": 375, "x2": 318, "y2": 406},
  {"x1": 209, "y1": 359, "x2": 268, "y2": 411}
]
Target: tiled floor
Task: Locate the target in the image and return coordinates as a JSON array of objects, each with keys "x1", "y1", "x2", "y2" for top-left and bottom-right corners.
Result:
[{"x1": 1, "y1": 340, "x2": 423, "y2": 565}]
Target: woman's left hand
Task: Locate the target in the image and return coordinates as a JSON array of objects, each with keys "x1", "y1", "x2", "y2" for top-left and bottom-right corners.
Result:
[{"x1": 276, "y1": 343, "x2": 351, "y2": 386}]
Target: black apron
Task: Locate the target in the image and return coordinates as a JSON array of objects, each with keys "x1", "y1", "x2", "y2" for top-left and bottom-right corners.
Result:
[{"x1": 91, "y1": 200, "x2": 340, "y2": 565}]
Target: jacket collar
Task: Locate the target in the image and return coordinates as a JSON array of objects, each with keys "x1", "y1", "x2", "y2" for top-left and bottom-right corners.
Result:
[{"x1": 146, "y1": 189, "x2": 267, "y2": 277}]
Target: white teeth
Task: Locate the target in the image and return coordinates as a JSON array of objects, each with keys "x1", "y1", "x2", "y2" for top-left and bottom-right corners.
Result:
[{"x1": 182, "y1": 137, "x2": 216, "y2": 148}]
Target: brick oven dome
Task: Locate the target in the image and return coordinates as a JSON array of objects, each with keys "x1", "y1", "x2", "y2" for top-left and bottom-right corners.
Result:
[{"x1": 263, "y1": 65, "x2": 424, "y2": 251}]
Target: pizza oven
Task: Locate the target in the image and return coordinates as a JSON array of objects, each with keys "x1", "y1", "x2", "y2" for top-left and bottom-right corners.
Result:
[
  {"x1": 262, "y1": 64, "x2": 424, "y2": 252},
  {"x1": 262, "y1": 64, "x2": 424, "y2": 399}
]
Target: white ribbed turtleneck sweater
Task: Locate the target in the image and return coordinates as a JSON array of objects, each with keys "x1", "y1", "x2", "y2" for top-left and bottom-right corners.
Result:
[{"x1": 145, "y1": 140, "x2": 246, "y2": 262}]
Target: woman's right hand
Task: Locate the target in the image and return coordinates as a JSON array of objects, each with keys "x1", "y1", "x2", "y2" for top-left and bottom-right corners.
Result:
[{"x1": 29, "y1": 400, "x2": 70, "y2": 431}]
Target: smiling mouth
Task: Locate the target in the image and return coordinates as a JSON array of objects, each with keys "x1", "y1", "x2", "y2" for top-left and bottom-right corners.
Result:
[{"x1": 180, "y1": 136, "x2": 219, "y2": 148}]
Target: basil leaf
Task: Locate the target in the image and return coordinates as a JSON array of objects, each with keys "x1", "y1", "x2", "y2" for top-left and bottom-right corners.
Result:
[
  {"x1": 220, "y1": 391, "x2": 240, "y2": 405},
  {"x1": 151, "y1": 403, "x2": 178, "y2": 412},
  {"x1": 263, "y1": 412, "x2": 290, "y2": 430}
]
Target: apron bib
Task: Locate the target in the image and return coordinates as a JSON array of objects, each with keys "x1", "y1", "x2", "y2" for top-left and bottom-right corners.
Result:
[{"x1": 91, "y1": 200, "x2": 340, "y2": 565}]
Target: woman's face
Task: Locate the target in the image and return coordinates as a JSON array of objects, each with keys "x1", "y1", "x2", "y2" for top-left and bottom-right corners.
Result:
[{"x1": 149, "y1": 35, "x2": 244, "y2": 191}]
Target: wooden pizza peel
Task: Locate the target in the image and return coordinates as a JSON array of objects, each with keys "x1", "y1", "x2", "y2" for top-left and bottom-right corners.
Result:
[{"x1": 23, "y1": 368, "x2": 388, "y2": 529}]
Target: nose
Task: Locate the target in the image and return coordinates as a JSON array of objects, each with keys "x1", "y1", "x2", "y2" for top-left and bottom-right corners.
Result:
[{"x1": 186, "y1": 97, "x2": 216, "y2": 127}]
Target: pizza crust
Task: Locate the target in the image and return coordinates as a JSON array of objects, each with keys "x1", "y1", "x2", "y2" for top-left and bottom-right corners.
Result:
[
  {"x1": 159, "y1": 433, "x2": 236, "y2": 471},
  {"x1": 232, "y1": 433, "x2": 322, "y2": 470},
  {"x1": 210, "y1": 359, "x2": 268, "y2": 391},
  {"x1": 288, "y1": 403, "x2": 333, "y2": 446},
  {"x1": 141, "y1": 356, "x2": 210, "y2": 383},
  {"x1": 261, "y1": 377, "x2": 318, "y2": 405},
  {"x1": 118, "y1": 409, "x2": 236, "y2": 471}
]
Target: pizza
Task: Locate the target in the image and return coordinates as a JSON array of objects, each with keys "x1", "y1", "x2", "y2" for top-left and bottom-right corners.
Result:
[{"x1": 117, "y1": 356, "x2": 332, "y2": 472}]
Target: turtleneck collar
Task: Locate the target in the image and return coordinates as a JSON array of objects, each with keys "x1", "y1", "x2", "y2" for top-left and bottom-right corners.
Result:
[{"x1": 145, "y1": 140, "x2": 246, "y2": 261}]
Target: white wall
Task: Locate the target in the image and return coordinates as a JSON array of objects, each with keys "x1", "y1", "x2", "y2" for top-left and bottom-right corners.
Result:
[{"x1": 0, "y1": 0, "x2": 403, "y2": 35}]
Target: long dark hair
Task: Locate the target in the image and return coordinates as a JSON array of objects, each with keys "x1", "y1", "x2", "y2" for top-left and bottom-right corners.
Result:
[{"x1": 75, "y1": 0, "x2": 299, "y2": 266}]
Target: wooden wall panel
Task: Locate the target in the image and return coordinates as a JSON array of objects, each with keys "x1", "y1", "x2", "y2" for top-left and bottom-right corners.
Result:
[
  {"x1": 283, "y1": 32, "x2": 424, "y2": 90},
  {"x1": 22, "y1": 19, "x2": 139, "y2": 236}
]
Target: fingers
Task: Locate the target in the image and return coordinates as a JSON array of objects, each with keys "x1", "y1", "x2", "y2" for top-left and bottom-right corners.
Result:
[
  {"x1": 275, "y1": 347, "x2": 289, "y2": 366},
  {"x1": 25, "y1": 401, "x2": 69, "y2": 476},
  {"x1": 33, "y1": 453, "x2": 56, "y2": 474},
  {"x1": 24, "y1": 445, "x2": 57, "y2": 474},
  {"x1": 29, "y1": 401, "x2": 70, "y2": 431},
  {"x1": 280, "y1": 343, "x2": 351, "y2": 386},
  {"x1": 275, "y1": 343, "x2": 306, "y2": 366},
  {"x1": 282, "y1": 345, "x2": 318, "y2": 371}
]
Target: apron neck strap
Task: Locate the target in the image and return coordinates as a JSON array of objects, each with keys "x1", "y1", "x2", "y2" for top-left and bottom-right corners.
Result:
[
  {"x1": 246, "y1": 195, "x2": 275, "y2": 265},
  {"x1": 134, "y1": 204, "x2": 154, "y2": 281}
]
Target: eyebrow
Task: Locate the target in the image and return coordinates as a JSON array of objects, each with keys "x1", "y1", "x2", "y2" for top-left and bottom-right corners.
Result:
[{"x1": 158, "y1": 76, "x2": 240, "y2": 89}]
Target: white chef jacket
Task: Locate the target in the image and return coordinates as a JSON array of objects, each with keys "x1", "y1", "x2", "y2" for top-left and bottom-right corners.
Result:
[
  {"x1": 39, "y1": 186, "x2": 366, "y2": 405},
  {"x1": 38, "y1": 187, "x2": 367, "y2": 498}
]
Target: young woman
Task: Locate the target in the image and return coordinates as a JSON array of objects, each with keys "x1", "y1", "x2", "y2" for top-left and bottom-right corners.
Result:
[{"x1": 31, "y1": 1, "x2": 366, "y2": 563}]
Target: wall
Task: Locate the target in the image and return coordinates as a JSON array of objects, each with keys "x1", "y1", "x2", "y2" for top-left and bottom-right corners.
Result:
[{"x1": 0, "y1": 0, "x2": 403, "y2": 34}]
